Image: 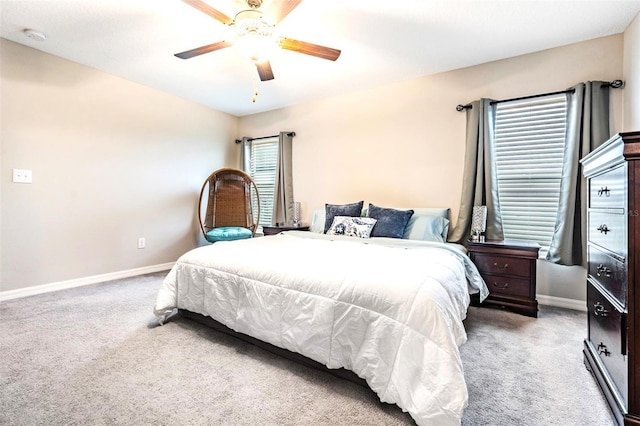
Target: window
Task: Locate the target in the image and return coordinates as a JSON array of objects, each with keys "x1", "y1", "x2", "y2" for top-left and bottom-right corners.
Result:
[
  {"x1": 494, "y1": 94, "x2": 567, "y2": 257},
  {"x1": 248, "y1": 137, "x2": 278, "y2": 226}
]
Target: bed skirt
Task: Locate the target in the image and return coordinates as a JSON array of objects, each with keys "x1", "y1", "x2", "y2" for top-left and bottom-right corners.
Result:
[{"x1": 178, "y1": 309, "x2": 370, "y2": 389}]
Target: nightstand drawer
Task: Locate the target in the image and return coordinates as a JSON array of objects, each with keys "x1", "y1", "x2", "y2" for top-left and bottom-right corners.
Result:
[
  {"x1": 483, "y1": 273, "x2": 531, "y2": 298},
  {"x1": 471, "y1": 254, "x2": 530, "y2": 279}
]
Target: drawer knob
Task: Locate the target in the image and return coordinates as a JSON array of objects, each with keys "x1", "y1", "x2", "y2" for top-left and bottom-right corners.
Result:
[
  {"x1": 597, "y1": 187, "x2": 610, "y2": 197},
  {"x1": 593, "y1": 301, "x2": 609, "y2": 317},
  {"x1": 596, "y1": 264, "x2": 612, "y2": 278},
  {"x1": 493, "y1": 262, "x2": 509, "y2": 270},
  {"x1": 597, "y1": 342, "x2": 611, "y2": 357},
  {"x1": 492, "y1": 282, "x2": 509, "y2": 289},
  {"x1": 596, "y1": 224, "x2": 610, "y2": 234}
]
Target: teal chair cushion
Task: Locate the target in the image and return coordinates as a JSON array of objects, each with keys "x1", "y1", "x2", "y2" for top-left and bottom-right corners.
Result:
[{"x1": 205, "y1": 226, "x2": 253, "y2": 243}]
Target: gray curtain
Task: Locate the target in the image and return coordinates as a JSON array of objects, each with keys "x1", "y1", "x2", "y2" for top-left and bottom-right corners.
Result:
[
  {"x1": 272, "y1": 131, "x2": 294, "y2": 225},
  {"x1": 450, "y1": 99, "x2": 504, "y2": 243},
  {"x1": 546, "y1": 82, "x2": 610, "y2": 265},
  {"x1": 240, "y1": 136, "x2": 252, "y2": 172}
]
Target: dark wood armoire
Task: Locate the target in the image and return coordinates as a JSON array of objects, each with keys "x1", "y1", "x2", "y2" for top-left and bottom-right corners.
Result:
[{"x1": 581, "y1": 131, "x2": 640, "y2": 425}]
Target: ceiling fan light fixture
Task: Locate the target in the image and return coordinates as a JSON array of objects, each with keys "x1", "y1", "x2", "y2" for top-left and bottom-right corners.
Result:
[
  {"x1": 231, "y1": 9, "x2": 277, "y2": 62},
  {"x1": 234, "y1": 31, "x2": 277, "y2": 62},
  {"x1": 232, "y1": 9, "x2": 274, "y2": 35}
]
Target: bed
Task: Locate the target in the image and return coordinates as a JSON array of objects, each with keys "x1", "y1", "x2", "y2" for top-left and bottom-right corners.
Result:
[{"x1": 154, "y1": 206, "x2": 487, "y2": 426}]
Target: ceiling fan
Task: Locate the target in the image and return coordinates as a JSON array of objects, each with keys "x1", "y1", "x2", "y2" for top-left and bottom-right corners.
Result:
[{"x1": 175, "y1": 0, "x2": 341, "y2": 81}]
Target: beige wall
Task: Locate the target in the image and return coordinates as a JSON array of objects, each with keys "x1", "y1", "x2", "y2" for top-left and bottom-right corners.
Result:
[
  {"x1": 239, "y1": 34, "x2": 625, "y2": 303},
  {"x1": 239, "y1": 35, "x2": 624, "y2": 227},
  {"x1": 623, "y1": 11, "x2": 640, "y2": 131},
  {"x1": 1, "y1": 39, "x2": 239, "y2": 291},
  {"x1": 2, "y1": 30, "x2": 634, "y2": 301}
]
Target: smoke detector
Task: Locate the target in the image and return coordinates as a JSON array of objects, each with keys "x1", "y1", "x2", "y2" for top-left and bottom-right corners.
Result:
[{"x1": 23, "y1": 29, "x2": 46, "y2": 42}]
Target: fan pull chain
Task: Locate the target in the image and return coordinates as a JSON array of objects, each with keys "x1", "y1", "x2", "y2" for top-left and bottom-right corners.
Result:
[{"x1": 252, "y1": 86, "x2": 259, "y2": 103}]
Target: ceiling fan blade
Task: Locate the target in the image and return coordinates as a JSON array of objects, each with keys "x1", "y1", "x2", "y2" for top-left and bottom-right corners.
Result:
[
  {"x1": 279, "y1": 38, "x2": 341, "y2": 61},
  {"x1": 174, "y1": 41, "x2": 232, "y2": 59},
  {"x1": 181, "y1": 0, "x2": 233, "y2": 25},
  {"x1": 256, "y1": 61, "x2": 275, "y2": 81},
  {"x1": 265, "y1": 0, "x2": 302, "y2": 25}
]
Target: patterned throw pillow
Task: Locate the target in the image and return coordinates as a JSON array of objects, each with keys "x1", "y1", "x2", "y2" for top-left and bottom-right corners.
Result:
[{"x1": 327, "y1": 216, "x2": 377, "y2": 238}]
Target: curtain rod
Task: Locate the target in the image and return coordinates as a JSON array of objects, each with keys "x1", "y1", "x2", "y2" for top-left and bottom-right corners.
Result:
[
  {"x1": 234, "y1": 132, "x2": 296, "y2": 144},
  {"x1": 456, "y1": 79, "x2": 624, "y2": 112},
  {"x1": 489, "y1": 88, "x2": 575, "y2": 106}
]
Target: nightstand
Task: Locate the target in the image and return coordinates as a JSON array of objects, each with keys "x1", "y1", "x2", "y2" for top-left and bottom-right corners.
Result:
[
  {"x1": 262, "y1": 223, "x2": 310, "y2": 236},
  {"x1": 467, "y1": 239, "x2": 540, "y2": 317}
]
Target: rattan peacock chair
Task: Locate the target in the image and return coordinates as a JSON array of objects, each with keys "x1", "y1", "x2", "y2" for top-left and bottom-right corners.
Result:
[{"x1": 198, "y1": 168, "x2": 260, "y2": 243}]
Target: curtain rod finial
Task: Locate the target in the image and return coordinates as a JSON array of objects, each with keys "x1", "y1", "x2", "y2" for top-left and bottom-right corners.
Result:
[
  {"x1": 456, "y1": 104, "x2": 471, "y2": 112},
  {"x1": 235, "y1": 139, "x2": 242, "y2": 144},
  {"x1": 610, "y1": 79, "x2": 624, "y2": 89}
]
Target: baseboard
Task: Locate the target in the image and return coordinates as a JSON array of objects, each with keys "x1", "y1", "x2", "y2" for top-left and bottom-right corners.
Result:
[
  {"x1": 0, "y1": 262, "x2": 174, "y2": 302},
  {"x1": 537, "y1": 294, "x2": 587, "y2": 312},
  {"x1": 2, "y1": 265, "x2": 587, "y2": 311}
]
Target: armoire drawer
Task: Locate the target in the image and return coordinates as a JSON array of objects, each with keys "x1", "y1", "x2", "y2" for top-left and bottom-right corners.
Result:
[
  {"x1": 482, "y1": 273, "x2": 531, "y2": 298},
  {"x1": 587, "y1": 280, "x2": 628, "y2": 402},
  {"x1": 469, "y1": 254, "x2": 530, "y2": 279},
  {"x1": 588, "y1": 244, "x2": 627, "y2": 307},
  {"x1": 590, "y1": 165, "x2": 626, "y2": 209},
  {"x1": 588, "y1": 211, "x2": 627, "y2": 257}
]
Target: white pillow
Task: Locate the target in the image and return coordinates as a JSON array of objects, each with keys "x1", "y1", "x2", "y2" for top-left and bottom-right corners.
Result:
[{"x1": 327, "y1": 216, "x2": 377, "y2": 238}]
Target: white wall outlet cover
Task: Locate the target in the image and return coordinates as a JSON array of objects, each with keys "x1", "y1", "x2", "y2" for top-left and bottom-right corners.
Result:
[{"x1": 13, "y1": 169, "x2": 33, "y2": 183}]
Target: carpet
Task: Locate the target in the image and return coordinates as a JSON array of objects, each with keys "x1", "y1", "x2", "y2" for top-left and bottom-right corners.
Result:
[{"x1": 0, "y1": 272, "x2": 615, "y2": 425}]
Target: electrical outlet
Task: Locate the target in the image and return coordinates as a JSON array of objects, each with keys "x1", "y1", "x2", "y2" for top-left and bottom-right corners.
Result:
[
  {"x1": 13, "y1": 169, "x2": 32, "y2": 183},
  {"x1": 137, "y1": 237, "x2": 146, "y2": 249}
]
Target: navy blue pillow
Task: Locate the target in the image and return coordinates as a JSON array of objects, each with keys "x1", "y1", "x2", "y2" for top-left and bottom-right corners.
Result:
[
  {"x1": 368, "y1": 204, "x2": 414, "y2": 239},
  {"x1": 324, "y1": 201, "x2": 364, "y2": 233}
]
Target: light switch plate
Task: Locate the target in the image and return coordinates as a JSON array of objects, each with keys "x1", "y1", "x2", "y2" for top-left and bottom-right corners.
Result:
[{"x1": 13, "y1": 169, "x2": 32, "y2": 183}]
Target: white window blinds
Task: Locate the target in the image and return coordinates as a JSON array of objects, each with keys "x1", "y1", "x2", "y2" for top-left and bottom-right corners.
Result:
[
  {"x1": 249, "y1": 137, "x2": 278, "y2": 226},
  {"x1": 494, "y1": 94, "x2": 568, "y2": 257}
]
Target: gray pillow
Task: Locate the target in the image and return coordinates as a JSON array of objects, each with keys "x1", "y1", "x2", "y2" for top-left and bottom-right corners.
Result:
[
  {"x1": 367, "y1": 204, "x2": 414, "y2": 239},
  {"x1": 324, "y1": 201, "x2": 364, "y2": 233}
]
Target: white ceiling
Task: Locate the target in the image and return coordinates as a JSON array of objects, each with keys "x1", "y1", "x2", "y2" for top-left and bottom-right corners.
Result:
[{"x1": 1, "y1": 0, "x2": 639, "y2": 117}]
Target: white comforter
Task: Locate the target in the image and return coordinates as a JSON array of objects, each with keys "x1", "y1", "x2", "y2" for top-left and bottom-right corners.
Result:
[{"x1": 154, "y1": 231, "x2": 487, "y2": 425}]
